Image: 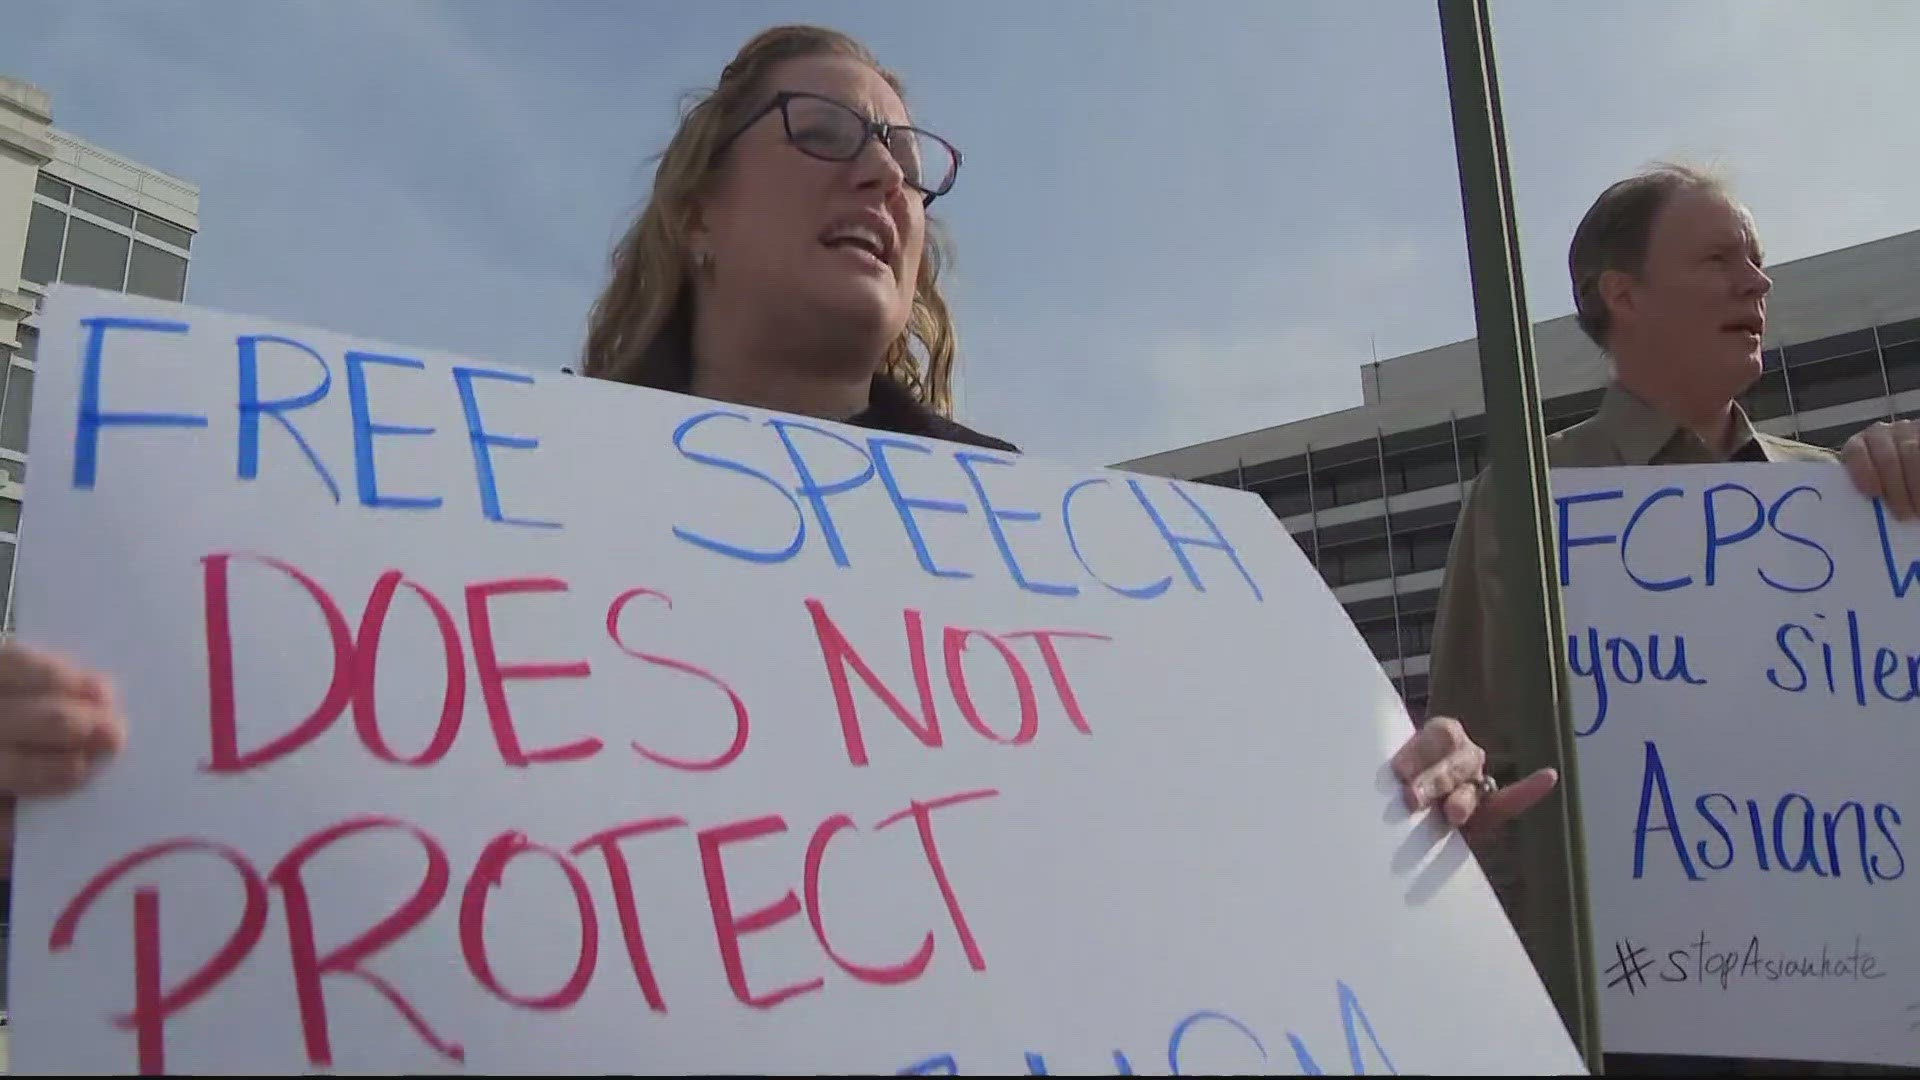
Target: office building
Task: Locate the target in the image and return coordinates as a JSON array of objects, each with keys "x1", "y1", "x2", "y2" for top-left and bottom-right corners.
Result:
[
  {"x1": 1114, "y1": 228, "x2": 1920, "y2": 955},
  {"x1": 0, "y1": 74, "x2": 200, "y2": 633},
  {"x1": 1116, "y1": 227, "x2": 1920, "y2": 724}
]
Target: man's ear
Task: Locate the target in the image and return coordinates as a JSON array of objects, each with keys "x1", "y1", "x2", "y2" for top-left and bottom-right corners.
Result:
[{"x1": 1598, "y1": 268, "x2": 1637, "y2": 327}]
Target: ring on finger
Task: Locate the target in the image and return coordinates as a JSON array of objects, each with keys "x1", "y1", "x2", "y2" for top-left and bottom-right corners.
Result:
[{"x1": 1472, "y1": 774, "x2": 1498, "y2": 798}]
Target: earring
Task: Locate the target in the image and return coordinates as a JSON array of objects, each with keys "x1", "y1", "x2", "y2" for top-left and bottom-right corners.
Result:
[{"x1": 692, "y1": 248, "x2": 715, "y2": 273}]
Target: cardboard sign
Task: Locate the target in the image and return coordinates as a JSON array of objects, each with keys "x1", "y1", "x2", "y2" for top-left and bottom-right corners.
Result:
[
  {"x1": 8, "y1": 285, "x2": 1584, "y2": 1074},
  {"x1": 1554, "y1": 464, "x2": 1920, "y2": 1068}
]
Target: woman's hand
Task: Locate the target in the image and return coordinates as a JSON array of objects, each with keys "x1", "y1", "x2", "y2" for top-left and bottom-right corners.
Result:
[
  {"x1": 0, "y1": 644, "x2": 127, "y2": 870},
  {"x1": 1390, "y1": 715, "x2": 1557, "y2": 838}
]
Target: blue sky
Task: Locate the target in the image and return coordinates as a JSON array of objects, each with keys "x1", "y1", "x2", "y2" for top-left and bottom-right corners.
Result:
[{"x1": 6, "y1": 0, "x2": 1917, "y2": 466}]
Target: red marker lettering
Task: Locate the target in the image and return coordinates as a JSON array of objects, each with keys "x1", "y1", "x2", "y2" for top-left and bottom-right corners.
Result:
[
  {"x1": 1006, "y1": 629, "x2": 1113, "y2": 736},
  {"x1": 697, "y1": 815, "x2": 823, "y2": 1009},
  {"x1": 806, "y1": 598, "x2": 941, "y2": 767},
  {"x1": 202, "y1": 553, "x2": 354, "y2": 772},
  {"x1": 50, "y1": 839, "x2": 270, "y2": 1076},
  {"x1": 803, "y1": 813, "x2": 934, "y2": 985},
  {"x1": 465, "y1": 577, "x2": 599, "y2": 766},
  {"x1": 460, "y1": 832, "x2": 598, "y2": 1010},
  {"x1": 352, "y1": 570, "x2": 465, "y2": 766},
  {"x1": 268, "y1": 816, "x2": 462, "y2": 1066},
  {"x1": 606, "y1": 587, "x2": 750, "y2": 771},
  {"x1": 570, "y1": 817, "x2": 688, "y2": 1012},
  {"x1": 943, "y1": 628, "x2": 1039, "y2": 745},
  {"x1": 876, "y1": 789, "x2": 1000, "y2": 972}
]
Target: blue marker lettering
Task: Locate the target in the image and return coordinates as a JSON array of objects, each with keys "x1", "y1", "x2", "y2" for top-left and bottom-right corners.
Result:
[
  {"x1": 1847, "y1": 609, "x2": 1868, "y2": 707},
  {"x1": 1772, "y1": 794, "x2": 1824, "y2": 875},
  {"x1": 1127, "y1": 478, "x2": 1262, "y2": 601},
  {"x1": 1766, "y1": 622, "x2": 1812, "y2": 693},
  {"x1": 1168, "y1": 1010, "x2": 1265, "y2": 1075},
  {"x1": 868, "y1": 436, "x2": 971, "y2": 580},
  {"x1": 73, "y1": 317, "x2": 206, "y2": 489},
  {"x1": 1566, "y1": 627, "x2": 1609, "y2": 737},
  {"x1": 1061, "y1": 478, "x2": 1170, "y2": 600},
  {"x1": 767, "y1": 418, "x2": 874, "y2": 568},
  {"x1": 1633, "y1": 740, "x2": 1702, "y2": 881},
  {"x1": 954, "y1": 451, "x2": 1077, "y2": 598},
  {"x1": 1872, "y1": 646, "x2": 1919, "y2": 703},
  {"x1": 451, "y1": 366, "x2": 559, "y2": 529},
  {"x1": 1872, "y1": 498, "x2": 1920, "y2": 600},
  {"x1": 235, "y1": 334, "x2": 340, "y2": 502},
  {"x1": 1825, "y1": 802, "x2": 1869, "y2": 882},
  {"x1": 898, "y1": 1053, "x2": 959, "y2": 1075},
  {"x1": 343, "y1": 351, "x2": 440, "y2": 510},
  {"x1": 1694, "y1": 794, "x2": 1738, "y2": 870},
  {"x1": 1761, "y1": 485, "x2": 1834, "y2": 593},
  {"x1": 1556, "y1": 489, "x2": 1624, "y2": 587},
  {"x1": 1702, "y1": 482, "x2": 1764, "y2": 586},
  {"x1": 1619, "y1": 486, "x2": 1689, "y2": 591},
  {"x1": 670, "y1": 410, "x2": 804, "y2": 563},
  {"x1": 1871, "y1": 805, "x2": 1905, "y2": 881}
]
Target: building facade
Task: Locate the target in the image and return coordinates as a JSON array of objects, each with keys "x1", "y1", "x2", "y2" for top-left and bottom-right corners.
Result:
[
  {"x1": 0, "y1": 74, "x2": 200, "y2": 635},
  {"x1": 1114, "y1": 229, "x2": 1920, "y2": 1016},
  {"x1": 1116, "y1": 228, "x2": 1920, "y2": 729}
]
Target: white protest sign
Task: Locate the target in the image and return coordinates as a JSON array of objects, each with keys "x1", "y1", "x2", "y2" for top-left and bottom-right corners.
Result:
[
  {"x1": 8, "y1": 285, "x2": 1584, "y2": 1075},
  {"x1": 1553, "y1": 464, "x2": 1920, "y2": 1068}
]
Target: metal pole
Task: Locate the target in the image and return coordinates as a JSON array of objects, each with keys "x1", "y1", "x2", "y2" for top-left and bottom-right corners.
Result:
[{"x1": 1436, "y1": 0, "x2": 1602, "y2": 1071}]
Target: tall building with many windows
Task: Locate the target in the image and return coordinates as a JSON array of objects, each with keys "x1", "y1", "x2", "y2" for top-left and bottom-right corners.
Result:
[
  {"x1": 0, "y1": 74, "x2": 199, "y2": 634},
  {"x1": 1114, "y1": 228, "x2": 1920, "y2": 970},
  {"x1": 1116, "y1": 227, "x2": 1920, "y2": 729}
]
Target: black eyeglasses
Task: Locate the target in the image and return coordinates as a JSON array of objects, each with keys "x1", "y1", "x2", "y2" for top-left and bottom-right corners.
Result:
[{"x1": 717, "y1": 91, "x2": 961, "y2": 206}]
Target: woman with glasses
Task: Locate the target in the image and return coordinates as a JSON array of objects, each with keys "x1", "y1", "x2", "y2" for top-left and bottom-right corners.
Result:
[
  {"x1": 577, "y1": 24, "x2": 1003, "y2": 452},
  {"x1": 0, "y1": 25, "x2": 1550, "y2": 892}
]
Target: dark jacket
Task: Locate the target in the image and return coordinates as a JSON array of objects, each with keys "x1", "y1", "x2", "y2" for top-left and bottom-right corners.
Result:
[{"x1": 846, "y1": 375, "x2": 1020, "y2": 453}]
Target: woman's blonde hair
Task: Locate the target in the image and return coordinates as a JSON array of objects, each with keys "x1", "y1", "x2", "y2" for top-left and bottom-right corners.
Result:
[{"x1": 581, "y1": 25, "x2": 958, "y2": 415}]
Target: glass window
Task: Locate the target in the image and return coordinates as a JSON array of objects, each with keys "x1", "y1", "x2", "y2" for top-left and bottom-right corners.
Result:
[
  {"x1": 1456, "y1": 434, "x2": 1489, "y2": 478},
  {"x1": 72, "y1": 188, "x2": 136, "y2": 228},
  {"x1": 134, "y1": 213, "x2": 193, "y2": 251},
  {"x1": 1355, "y1": 616, "x2": 1398, "y2": 661},
  {"x1": 1399, "y1": 609, "x2": 1439, "y2": 656},
  {"x1": 1314, "y1": 457, "x2": 1383, "y2": 508},
  {"x1": 1392, "y1": 523, "x2": 1455, "y2": 575},
  {"x1": 15, "y1": 325, "x2": 35, "y2": 364},
  {"x1": 1381, "y1": 441, "x2": 1457, "y2": 496},
  {"x1": 0, "y1": 499, "x2": 19, "y2": 536},
  {"x1": 1883, "y1": 341, "x2": 1920, "y2": 394},
  {"x1": 34, "y1": 174, "x2": 70, "y2": 203},
  {"x1": 59, "y1": 218, "x2": 130, "y2": 291},
  {"x1": 0, "y1": 365, "x2": 33, "y2": 454},
  {"x1": 0, "y1": 457, "x2": 24, "y2": 485},
  {"x1": 1320, "y1": 536, "x2": 1392, "y2": 588},
  {"x1": 1789, "y1": 351, "x2": 1885, "y2": 414},
  {"x1": 1743, "y1": 369, "x2": 1792, "y2": 421},
  {"x1": 1254, "y1": 473, "x2": 1313, "y2": 518},
  {"x1": 0, "y1": 539, "x2": 15, "y2": 632},
  {"x1": 127, "y1": 242, "x2": 188, "y2": 301},
  {"x1": 22, "y1": 204, "x2": 65, "y2": 285}
]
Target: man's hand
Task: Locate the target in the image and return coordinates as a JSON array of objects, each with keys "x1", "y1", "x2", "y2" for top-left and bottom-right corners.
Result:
[
  {"x1": 1390, "y1": 716, "x2": 1558, "y2": 839},
  {"x1": 1842, "y1": 418, "x2": 1920, "y2": 521}
]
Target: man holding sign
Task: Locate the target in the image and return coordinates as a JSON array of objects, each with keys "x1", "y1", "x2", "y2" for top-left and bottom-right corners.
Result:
[
  {"x1": 1431, "y1": 162, "x2": 1919, "y2": 826},
  {"x1": 1429, "y1": 165, "x2": 1920, "y2": 1074}
]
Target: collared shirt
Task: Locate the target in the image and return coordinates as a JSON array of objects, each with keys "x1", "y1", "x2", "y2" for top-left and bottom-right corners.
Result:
[
  {"x1": 1424, "y1": 384, "x2": 1893, "y2": 1077},
  {"x1": 1425, "y1": 382, "x2": 1835, "y2": 754}
]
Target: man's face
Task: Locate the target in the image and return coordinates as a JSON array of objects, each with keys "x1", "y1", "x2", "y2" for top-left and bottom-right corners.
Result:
[{"x1": 1609, "y1": 188, "x2": 1773, "y2": 405}]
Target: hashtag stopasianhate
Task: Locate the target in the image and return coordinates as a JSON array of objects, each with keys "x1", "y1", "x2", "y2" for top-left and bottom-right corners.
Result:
[{"x1": 1605, "y1": 933, "x2": 1885, "y2": 994}]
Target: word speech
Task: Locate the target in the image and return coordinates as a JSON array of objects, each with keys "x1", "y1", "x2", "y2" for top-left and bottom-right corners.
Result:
[
  {"x1": 8, "y1": 287, "x2": 1584, "y2": 1075},
  {"x1": 1555, "y1": 463, "x2": 1920, "y2": 1069}
]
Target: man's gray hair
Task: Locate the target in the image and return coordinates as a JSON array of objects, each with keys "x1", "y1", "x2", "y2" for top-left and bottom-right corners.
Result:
[{"x1": 1568, "y1": 162, "x2": 1735, "y2": 350}]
